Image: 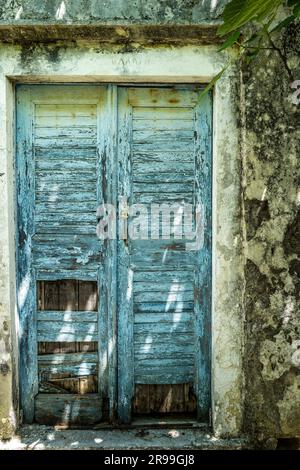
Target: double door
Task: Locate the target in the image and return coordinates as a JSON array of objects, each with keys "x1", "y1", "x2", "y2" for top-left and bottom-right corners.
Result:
[{"x1": 16, "y1": 84, "x2": 212, "y2": 425}]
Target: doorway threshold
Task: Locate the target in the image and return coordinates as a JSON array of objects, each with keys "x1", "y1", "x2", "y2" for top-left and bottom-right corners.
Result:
[
  {"x1": 92, "y1": 415, "x2": 207, "y2": 430},
  {"x1": 1, "y1": 424, "x2": 250, "y2": 450},
  {"x1": 131, "y1": 416, "x2": 206, "y2": 429}
]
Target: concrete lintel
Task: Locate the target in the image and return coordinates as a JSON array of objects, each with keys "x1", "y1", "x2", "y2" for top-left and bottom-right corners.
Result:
[{"x1": 0, "y1": 24, "x2": 221, "y2": 45}]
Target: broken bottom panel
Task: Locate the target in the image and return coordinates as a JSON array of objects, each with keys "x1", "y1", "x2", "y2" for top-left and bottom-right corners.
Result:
[
  {"x1": 38, "y1": 342, "x2": 98, "y2": 394},
  {"x1": 133, "y1": 384, "x2": 197, "y2": 416},
  {"x1": 35, "y1": 394, "x2": 102, "y2": 426},
  {"x1": 35, "y1": 280, "x2": 101, "y2": 425}
]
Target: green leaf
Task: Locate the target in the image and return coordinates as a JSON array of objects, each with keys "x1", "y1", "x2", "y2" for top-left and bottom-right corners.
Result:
[
  {"x1": 218, "y1": 0, "x2": 282, "y2": 36},
  {"x1": 218, "y1": 30, "x2": 241, "y2": 51},
  {"x1": 270, "y1": 14, "x2": 296, "y2": 32},
  {"x1": 293, "y1": 3, "x2": 300, "y2": 15},
  {"x1": 197, "y1": 66, "x2": 229, "y2": 104},
  {"x1": 287, "y1": 0, "x2": 299, "y2": 6}
]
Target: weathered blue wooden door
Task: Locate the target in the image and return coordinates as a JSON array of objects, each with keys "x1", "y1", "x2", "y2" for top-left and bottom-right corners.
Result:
[
  {"x1": 16, "y1": 85, "x2": 111, "y2": 425},
  {"x1": 117, "y1": 86, "x2": 212, "y2": 423},
  {"x1": 16, "y1": 84, "x2": 211, "y2": 425}
]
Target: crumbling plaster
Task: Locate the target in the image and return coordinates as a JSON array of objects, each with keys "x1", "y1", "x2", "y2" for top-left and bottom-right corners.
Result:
[{"x1": 242, "y1": 21, "x2": 300, "y2": 444}]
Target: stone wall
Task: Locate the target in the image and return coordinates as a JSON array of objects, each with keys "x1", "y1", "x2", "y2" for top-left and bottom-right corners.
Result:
[
  {"x1": 242, "y1": 21, "x2": 300, "y2": 445},
  {"x1": 0, "y1": 0, "x2": 226, "y2": 24}
]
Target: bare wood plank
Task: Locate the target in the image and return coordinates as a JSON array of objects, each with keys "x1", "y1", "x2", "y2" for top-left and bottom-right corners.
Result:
[
  {"x1": 133, "y1": 384, "x2": 150, "y2": 414},
  {"x1": 185, "y1": 384, "x2": 197, "y2": 413},
  {"x1": 39, "y1": 280, "x2": 60, "y2": 356},
  {"x1": 58, "y1": 279, "x2": 78, "y2": 360},
  {"x1": 39, "y1": 280, "x2": 98, "y2": 394},
  {"x1": 59, "y1": 280, "x2": 78, "y2": 311},
  {"x1": 134, "y1": 384, "x2": 196, "y2": 414},
  {"x1": 78, "y1": 280, "x2": 98, "y2": 311},
  {"x1": 44, "y1": 280, "x2": 60, "y2": 310}
]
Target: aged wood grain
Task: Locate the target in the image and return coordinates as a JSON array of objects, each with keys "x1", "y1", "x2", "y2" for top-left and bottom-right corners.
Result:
[
  {"x1": 35, "y1": 394, "x2": 102, "y2": 426},
  {"x1": 133, "y1": 384, "x2": 197, "y2": 414}
]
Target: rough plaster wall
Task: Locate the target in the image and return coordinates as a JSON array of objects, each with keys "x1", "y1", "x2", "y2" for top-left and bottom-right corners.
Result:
[
  {"x1": 242, "y1": 22, "x2": 300, "y2": 442},
  {"x1": 0, "y1": 0, "x2": 226, "y2": 23}
]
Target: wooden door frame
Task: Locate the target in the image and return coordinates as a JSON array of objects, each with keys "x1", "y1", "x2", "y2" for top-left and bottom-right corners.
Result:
[{"x1": 16, "y1": 83, "x2": 212, "y2": 425}]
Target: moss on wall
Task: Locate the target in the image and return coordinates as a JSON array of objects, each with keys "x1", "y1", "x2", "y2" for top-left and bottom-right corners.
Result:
[
  {"x1": 0, "y1": 0, "x2": 226, "y2": 24},
  {"x1": 242, "y1": 21, "x2": 300, "y2": 444}
]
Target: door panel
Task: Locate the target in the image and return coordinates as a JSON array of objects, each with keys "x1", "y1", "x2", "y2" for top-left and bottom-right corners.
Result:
[
  {"x1": 117, "y1": 87, "x2": 212, "y2": 422},
  {"x1": 16, "y1": 86, "x2": 106, "y2": 424}
]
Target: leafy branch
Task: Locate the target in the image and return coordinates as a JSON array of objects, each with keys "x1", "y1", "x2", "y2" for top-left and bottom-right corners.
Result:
[{"x1": 199, "y1": 0, "x2": 300, "y2": 100}]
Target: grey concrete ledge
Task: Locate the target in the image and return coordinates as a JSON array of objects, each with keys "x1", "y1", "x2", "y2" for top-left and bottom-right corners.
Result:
[
  {"x1": 0, "y1": 24, "x2": 222, "y2": 45},
  {"x1": 0, "y1": 425, "x2": 250, "y2": 450}
]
